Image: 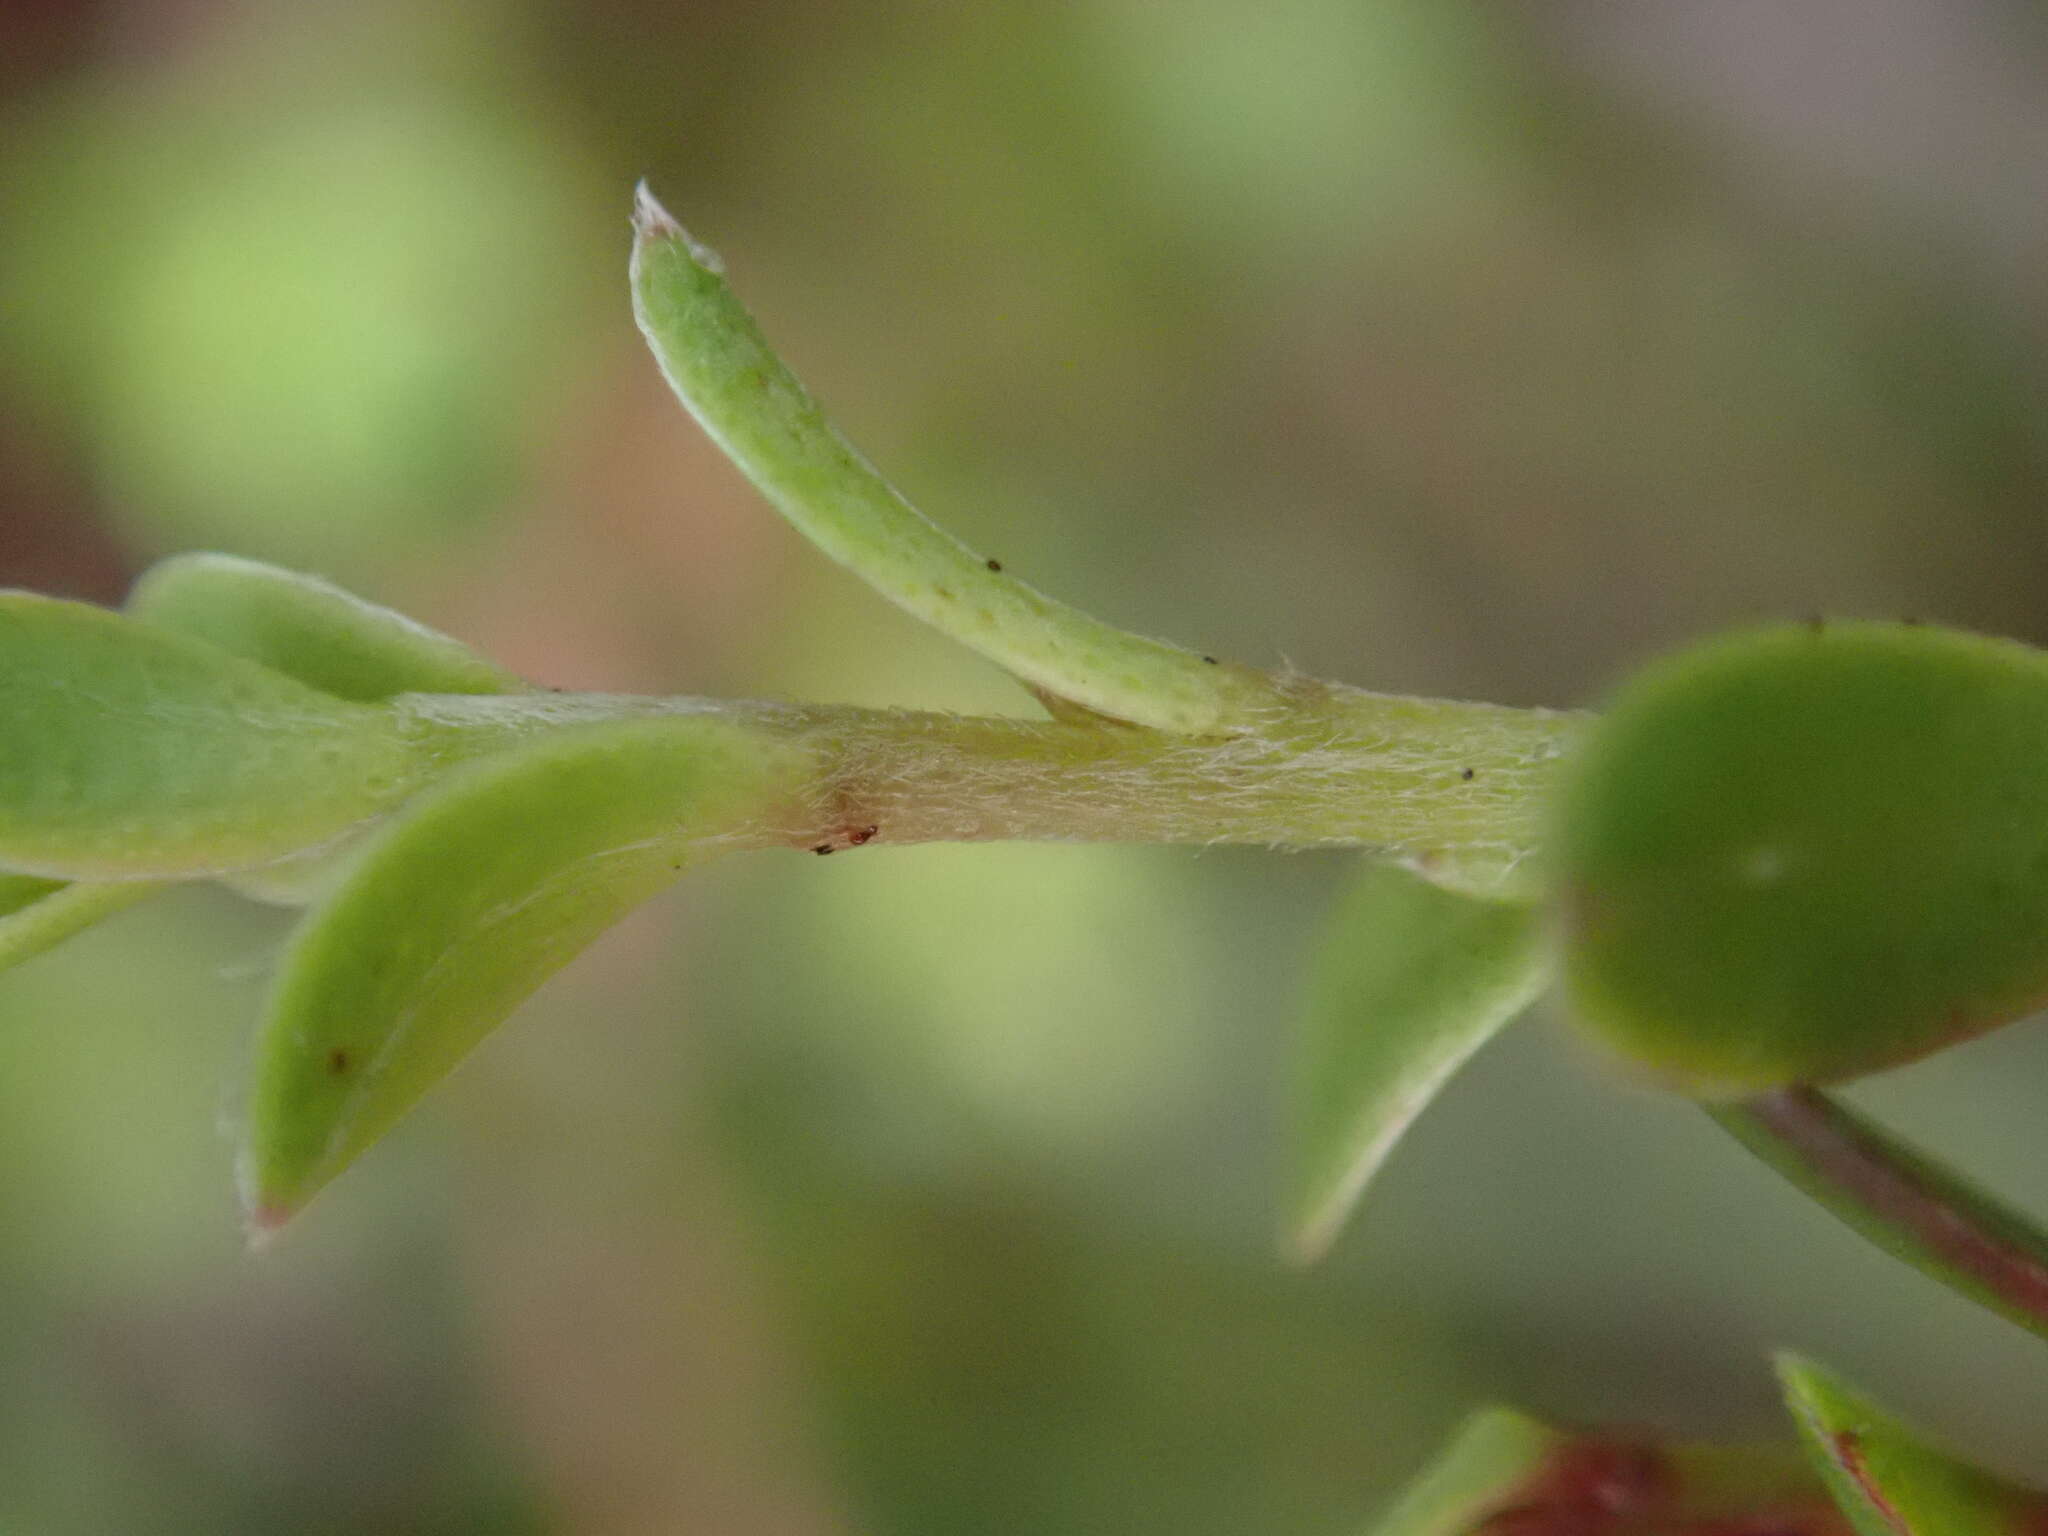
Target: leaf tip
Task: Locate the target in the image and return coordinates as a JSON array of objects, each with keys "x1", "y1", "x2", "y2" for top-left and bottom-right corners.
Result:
[
  {"x1": 630, "y1": 180, "x2": 723, "y2": 274},
  {"x1": 242, "y1": 1197, "x2": 296, "y2": 1250},
  {"x1": 1280, "y1": 1178, "x2": 1355, "y2": 1267}
]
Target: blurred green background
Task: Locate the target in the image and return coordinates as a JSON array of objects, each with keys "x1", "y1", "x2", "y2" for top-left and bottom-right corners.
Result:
[{"x1": 4, "y1": 1, "x2": 2048, "y2": 1531}]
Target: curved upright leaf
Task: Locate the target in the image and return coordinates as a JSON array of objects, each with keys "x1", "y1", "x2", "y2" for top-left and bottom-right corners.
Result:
[
  {"x1": 1287, "y1": 859, "x2": 1551, "y2": 1261},
  {"x1": 241, "y1": 714, "x2": 810, "y2": 1227},
  {"x1": 127, "y1": 552, "x2": 524, "y2": 701},
  {"x1": 0, "y1": 593, "x2": 415, "y2": 879},
  {"x1": 1778, "y1": 1354, "x2": 2048, "y2": 1535},
  {"x1": 630, "y1": 184, "x2": 1276, "y2": 733}
]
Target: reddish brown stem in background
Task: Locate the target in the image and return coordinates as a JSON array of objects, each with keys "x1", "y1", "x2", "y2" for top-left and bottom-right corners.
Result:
[{"x1": 1712, "y1": 1085, "x2": 2048, "y2": 1344}]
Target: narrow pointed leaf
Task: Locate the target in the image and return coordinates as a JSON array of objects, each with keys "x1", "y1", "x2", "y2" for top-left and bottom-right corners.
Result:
[
  {"x1": 1713, "y1": 1088, "x2": 2048, "y2": 1347},
  {"x1": 630, "y1": 184, "x2": 1275, "y2": 733},
  {"x1": 242, "y1": 714, "x2": 809, "y2": 1226},
  {"x1": 127, "y1": 552, "x2": 523, "y2": 701},
  {"x1": 1288, "y1": 860, "x2": 1551, "y2": 1260},
  {"x1": 1368, "y1": 1408, "x2": 1562, "y2": 1536},
  {"x1": 1778, "y1": 1354, "x2": 2048, "y2": 1535},
  {"x1": 0, "y1": 594, "x2": 416, "y2": 879}
]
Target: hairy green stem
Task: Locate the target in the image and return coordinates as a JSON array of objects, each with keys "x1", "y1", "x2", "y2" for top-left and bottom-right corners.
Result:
[{"x1": 398, "y1": 681, "x2": 1582, "y2": 894}]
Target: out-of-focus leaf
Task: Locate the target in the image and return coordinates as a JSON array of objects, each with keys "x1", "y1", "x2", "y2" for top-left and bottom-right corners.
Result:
[
  {"x1": 241, "y1": 714, "x2": 810, "y2": 1227},
  {"x1": 0, "y1": 594, "x2": 415, "y2": 879},
  {"x1": 1778, "y1": 1354, "x2": 2048, "y2": 1535},
  {"x1": 127, "y1": 553, "x2": 524, "y2": 701},
  {"x1": 1367, "y1": 1407, "x2": 1561, "y2": 1536},
  {"x1": 1287, "y1": 859, "x2": 1550, "y2": 1260},
  {"x1": 1556, "y1": 621, "x2": 2048, "y2": 1094}
]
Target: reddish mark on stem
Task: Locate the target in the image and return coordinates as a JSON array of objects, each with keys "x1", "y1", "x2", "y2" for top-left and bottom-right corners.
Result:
[{"x1": 810, "y1": 822, "x2": 880, "y2": 855}]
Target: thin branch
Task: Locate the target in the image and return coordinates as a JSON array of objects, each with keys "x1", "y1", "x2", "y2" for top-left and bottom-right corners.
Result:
[
  {"x1": 1712, "y1": 1085, "x2": 2048, "y2": 1343},
  {"x1": 396, "y1": 681, "x2": 1584, "y2": 897}
]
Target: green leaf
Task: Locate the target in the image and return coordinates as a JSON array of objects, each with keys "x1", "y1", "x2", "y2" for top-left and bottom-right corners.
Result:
[
  {"x1": 0, "y1": 593, "x2": 416, "y2": 879},
  {"x1": 127, "y1": 554, "x2": 525, "y2": 908},
  {"x1": 1716, "y1": 1088, "x2": 2048, "y2": 1348},
  {"x1": 0, "y1": 873, "x2": 66, "y2": 920},
  {"x1": 1778, "y1": 1354, "x2": 2048, "y2": 1535},
  {"x1": 629, "y1": 184, "x2": 1277, "y2": 733},
  {"x1": 1556, "y1": 620, "x2": 2048, "y2": 1093},
  {"x1": 1367, "y1": 1407, "x2": 1562, "y2": 1536},
  {"x1": 1287, "y1": 860, "x2": 1550, "y2": 1260},
  {"x1": 127, "y1": 552, "x2": 523, "y2": 701},
  {"x1": 240, "y1": 713, "x2": 810, "y2": 1227}
]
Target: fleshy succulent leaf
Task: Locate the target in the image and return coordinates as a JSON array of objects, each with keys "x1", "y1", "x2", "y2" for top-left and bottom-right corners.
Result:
[
  {"x1": 126, "y1": 554, "x2": 526, "y2": 908},
  {"x1": 127, "y1": 552, "x2": 524, "y2": 701},
  {"x1": 1556, "y1": 620, "x2": 2048, "y2": 1094},
  {"x1": 1777, "y1": 1354, "x2": 2048, "y2": 1535},
  {"x1": 241, "y1": 713, "x2": 809, "y2": 1227},
  {"x1": 1287, "y1": 859, "x2": 1551, "y2": 1261},
  {"x1": 0, "y1": 593, "x2": 416, "y2": 879},
  {"x1": 629, "y1": 184, "x2": 1276, "y2": 733}
]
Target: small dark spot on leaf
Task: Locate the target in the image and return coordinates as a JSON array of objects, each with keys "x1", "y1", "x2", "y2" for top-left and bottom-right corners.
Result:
[
  {"x1": 934, "y1": 586, "x2": 953, "y2": 600},
  {"x1": 985, "y1": 558, "x2": 1002, "y2": 572},
  {"x1": 1202, "y1": 655, "x2": 1218, "y2": 665},
  {"x1": 1461, "y1": 767, "x2": 1475, "y2": 781},
  {"x1": 326, "y1": 1048, "x2": 351, "y2": 1076},
  {"x1": 811, "y1": 843, "x2": 834, "y2": 856}
]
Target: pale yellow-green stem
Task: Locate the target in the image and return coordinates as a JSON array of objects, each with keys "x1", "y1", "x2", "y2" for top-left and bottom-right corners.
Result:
[{"x1": 395, "y1": 681, "x2": 1583, "y2": 897}]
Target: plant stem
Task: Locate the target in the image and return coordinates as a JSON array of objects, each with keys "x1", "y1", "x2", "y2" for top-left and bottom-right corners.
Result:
[
  {"x1": 398, "y1": 679, "x2": 1582, "y2": 896},
  {"x1": 1712, "y1": 1085, "x2": 2048, "y2": 1345}
]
